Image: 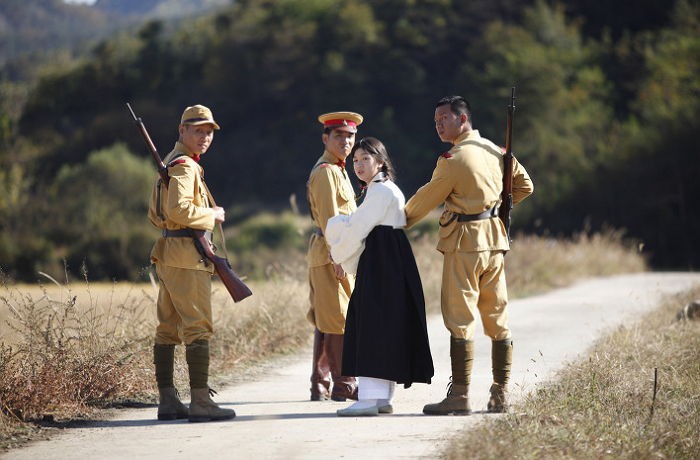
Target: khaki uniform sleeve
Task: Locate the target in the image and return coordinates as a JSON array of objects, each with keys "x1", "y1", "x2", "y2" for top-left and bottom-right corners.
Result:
[
  {"x1": 309, "y1": 166, "x2": 340, "y2": 235},
  {"x1": 405, "y1": 157, "x2": 456, "y2": 228},
  {"x1": 512, "y1": 156, "x2": 534, "y2": 205},
  {"x1": 165, "y1": 163, "x2": 216, "y2": 230}
]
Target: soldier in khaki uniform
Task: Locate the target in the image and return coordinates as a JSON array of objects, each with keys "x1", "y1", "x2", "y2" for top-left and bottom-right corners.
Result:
[
  {"x1": 148, "y1": 105, "x2": 236, "y2": 423},
  {"x1": 405, "y1": 96, "x2": 533, "y2": 415},
  {"x1": 306, "y1": 111, "x2": 363, "y2": 401}
]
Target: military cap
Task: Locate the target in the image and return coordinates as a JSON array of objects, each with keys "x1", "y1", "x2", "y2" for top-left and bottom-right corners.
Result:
[
  {"x1": 318, "y1": 111, "x2": 363, "y2": 133},
  {"x1": 180, "y1": 104, "x2": 220, "y2": 130}
]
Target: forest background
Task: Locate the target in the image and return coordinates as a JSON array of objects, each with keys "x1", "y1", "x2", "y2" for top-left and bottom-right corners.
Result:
[{"x1": 0, "y1": 0, "x2": 698, "y2": 282}]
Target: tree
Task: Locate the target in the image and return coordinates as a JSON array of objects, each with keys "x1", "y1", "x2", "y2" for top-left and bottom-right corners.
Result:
[
  {"x1": 45, "y1": 143, "x2": 156, "y2": 280},
  {"x1": 462, "y1": 1, "x2": 614, "y2": 224}
]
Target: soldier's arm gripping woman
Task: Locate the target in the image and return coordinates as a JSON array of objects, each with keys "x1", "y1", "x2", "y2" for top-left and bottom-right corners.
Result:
[
  {"x1": 324, "y1": 136, "x2": 435, "y2": 417},
  {"x1": 404, "y1": 95, "x2": 533, "y2": 415},
  {"x1": 147, "y1": 104, "x2": 236, "y2": 423}
]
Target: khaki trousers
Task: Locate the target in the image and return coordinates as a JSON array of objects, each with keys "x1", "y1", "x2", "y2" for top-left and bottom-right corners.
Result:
[
  {"x1": 441, "y1": 250, "x2": 510, "y2": 341},
  {"x1": 155, "y1": 263, "x2": 214, "y2": 345},
  {"x1": 307, "y1": 263, "x2": 353, "y2": 335}
]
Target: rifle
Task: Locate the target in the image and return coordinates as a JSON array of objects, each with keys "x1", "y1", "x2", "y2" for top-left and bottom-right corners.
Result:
[
  {"x1": 498, "y1": 87, "x2": 516, "y2": 241},
  {"x1": 126, "y1": 102, "x2": 253, "y2": 303}
]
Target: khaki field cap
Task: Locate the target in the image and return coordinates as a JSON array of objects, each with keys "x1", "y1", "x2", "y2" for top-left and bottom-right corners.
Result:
[
  {"x1": 318, "y1": 111, "x2": 363, "y2": 133},
  {"x1": 180, "y1": 104, "x2": 221, "y2": 130}
]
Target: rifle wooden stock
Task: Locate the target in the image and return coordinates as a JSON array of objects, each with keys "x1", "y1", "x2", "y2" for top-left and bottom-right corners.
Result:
[
  {"x1": 498, "y1": 87, "x2": 516, "y2": 241},
  {"x1": 126, "y1": 102, "x2": 253, "y2": 303},
  {"x1": 191, "y1": 230, "x2": 253, "y2": 302}
]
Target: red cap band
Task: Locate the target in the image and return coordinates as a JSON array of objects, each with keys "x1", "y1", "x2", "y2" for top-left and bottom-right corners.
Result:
[{"x1": 323, "y1": 119, "x2": 357, "y2": 128}]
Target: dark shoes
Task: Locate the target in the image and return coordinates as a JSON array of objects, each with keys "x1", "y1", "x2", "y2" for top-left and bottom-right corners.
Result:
[
  {"x1": 188, "y1": 388, "x2": 236, "y2": 423},
  {"x1": 486, "y1": 383, "x2": 508, "y2": 413},
  {"x1": 331, "y1": 382, "x2": 358, "y2": 402},
  {"x1": 310, "y1": 383, "x2": 330, "y2": 401},
  {"x1": 422, "y1": 383, "x2": 471, "y2": 416},
  {"x1": 157, "y1": 387, "x2": 189, "y2": 421}
]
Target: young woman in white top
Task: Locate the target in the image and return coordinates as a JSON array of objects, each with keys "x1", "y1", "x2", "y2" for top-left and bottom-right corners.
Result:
[{"x1": 325, "y1": 137, "x2": 434, "y2": 416}]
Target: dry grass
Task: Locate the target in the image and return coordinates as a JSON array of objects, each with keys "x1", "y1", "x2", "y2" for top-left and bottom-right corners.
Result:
[
  {"x1": 0, "y1": 226, "x2": 647, "y2": 451},
  {"x1": 0, "y1": 274, "x2": 155, "y2": 450},
  {"x1": 411, "y1": 227, "x2": 647, "y2": 312},
  {"x1": 445, "y1": 286, "x2": 700, "y2": 460}
]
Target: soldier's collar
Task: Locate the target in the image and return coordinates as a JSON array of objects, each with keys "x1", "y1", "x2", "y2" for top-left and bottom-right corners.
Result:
[
  {"x1": 174, "y1": 141, "x2": 201, "y2": 162},
  {"x1": 454, "y1": 129, "x2": 480, "y2": 146},
  {"x1": 321, "y1": 150, "x2": 346, "y2": 167}
]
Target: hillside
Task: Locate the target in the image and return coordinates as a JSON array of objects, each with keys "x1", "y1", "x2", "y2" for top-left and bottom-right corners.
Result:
[
  {"x1": 0, "y1": 0, "x2": 229, "y2": 64},
  {"x1": 0, "y1": 0, "x2": 698, "y2": 281}
]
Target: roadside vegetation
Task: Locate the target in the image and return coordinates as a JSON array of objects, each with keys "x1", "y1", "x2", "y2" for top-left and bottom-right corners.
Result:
[
  {"x1": 445, "y1": 286, "x2": 700, "y2": 459},
  {"x1": 0, "y1": 215, "x2": 646, "y2": 451}
]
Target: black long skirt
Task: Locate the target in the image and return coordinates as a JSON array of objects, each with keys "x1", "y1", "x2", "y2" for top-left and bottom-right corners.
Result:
[{"x1": 341, "y1": 225, "x2": 434, "y2": 388}]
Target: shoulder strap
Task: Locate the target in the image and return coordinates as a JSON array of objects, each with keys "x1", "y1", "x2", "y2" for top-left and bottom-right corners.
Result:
[{"x1": 167, "y1": 153, "x2": 190, "y2": 168}]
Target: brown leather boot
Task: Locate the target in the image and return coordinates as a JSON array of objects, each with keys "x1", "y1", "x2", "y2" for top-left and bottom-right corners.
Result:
[
  {"x1": 423, "y1": 382, "x2": 470, "y2": 415},
  {"x1": 157, "y1": 387, "x2": 188, "y2": 421},
  {"x1": 487, "y1": 339, "x2": 513, "y2": 413},
  {"x1": 154, "y1": 344, "x2": 188, "y2": 420},
  {"x1": 188, "y1": 388, "x2": 236, "y2": 423},
  {"x1": 325, "y1": 333, "x2": 358, "y2": 401},
  {"x1": 423, "y1": 338, "x2": 473, "y2": 415},
  {"x1": 186, "y1": 340, "x2": 236, "y2": 422},
  {"x1": 310, "y1": 329, "x2": 331, "y2": 401},
  {"x1": 487, "y1": 383, "x2": 508, "y2": 413}
]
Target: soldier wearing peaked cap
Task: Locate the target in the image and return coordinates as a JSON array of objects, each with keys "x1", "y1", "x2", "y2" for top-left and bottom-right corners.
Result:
[
  {"x1": 148, "y1": 104, "x2": 236, "y2": 423},
  {"x1": 306, "y1": 111, "x2": 363, "y2": 402},
  {"x1": 405, "y1": 96, "x2": 534, "y2": 415}
]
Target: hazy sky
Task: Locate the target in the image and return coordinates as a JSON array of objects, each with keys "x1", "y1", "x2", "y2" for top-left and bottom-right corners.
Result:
[{"x1": 63, "y1": 0, "x2": 98, "y2": 4}]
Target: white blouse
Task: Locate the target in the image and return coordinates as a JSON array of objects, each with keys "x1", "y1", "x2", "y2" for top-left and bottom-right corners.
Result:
[{"x1": 325, "y1": 173, "x2": 407, "y2": 274}]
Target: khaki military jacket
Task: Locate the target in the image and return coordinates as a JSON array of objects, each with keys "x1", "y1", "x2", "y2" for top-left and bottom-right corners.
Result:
[
  {"x1": 405, "y1": 130, "x2": 533, "y2": 253},
  {"x1": 148, "y1": 142, "x2": 217, "y2": 273},
  {"x1": 307, "y1": 151, "x2": 357, "y2": 267}
]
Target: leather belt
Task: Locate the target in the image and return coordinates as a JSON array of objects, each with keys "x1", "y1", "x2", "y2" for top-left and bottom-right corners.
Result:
[
  {"x1": 162, "y1": 229, "x2": 212, "y2": 242},
  {"x1": 455, "y1": 206, "x2": 499, "y2": 222},
  {"x1": 440, "y1": 206, "x2": 499, "y2": 227}
]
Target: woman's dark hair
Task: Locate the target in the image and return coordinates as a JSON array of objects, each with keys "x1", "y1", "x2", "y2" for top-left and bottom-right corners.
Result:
[
  {"x1": 351, "y1": 137, "x2": 397, "y2": 201},
  {"x1": 351, "y1": 137, "x2": 396, "y2": 183}
]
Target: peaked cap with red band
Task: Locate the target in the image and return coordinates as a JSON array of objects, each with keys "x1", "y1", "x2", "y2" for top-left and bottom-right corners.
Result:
[{"x1": 318, "y1": 111, "x2": 363, "y2": 133}]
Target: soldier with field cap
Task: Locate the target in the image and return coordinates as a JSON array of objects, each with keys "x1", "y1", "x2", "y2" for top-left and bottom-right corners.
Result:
[
  {"x1": 405, "y1": 95, "x2": 533, "y2": 415},
  {"x1": 306, "y1": 111, "x2": 363, "y2": 402},
  {"x1": 148, "y1": 104, "x2": 236, "y2": 423}
]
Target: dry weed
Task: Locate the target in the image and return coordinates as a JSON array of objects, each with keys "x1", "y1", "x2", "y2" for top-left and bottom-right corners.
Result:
[
  {"x1": 445, "y1": 286, "x2": 700, "y2": 460},
  {"x1": 0, "y1": 273, "x2": 154, "y2": 447}
]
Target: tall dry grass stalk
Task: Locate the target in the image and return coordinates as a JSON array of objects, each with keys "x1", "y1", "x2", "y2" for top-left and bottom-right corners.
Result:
[{"x1": 445, "y1": 286, "x2": 700, "y2": 460}]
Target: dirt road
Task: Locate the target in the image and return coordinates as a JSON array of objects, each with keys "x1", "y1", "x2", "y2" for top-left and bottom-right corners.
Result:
[{"x1": 4, "y1": 273, "x2": 699, "y2": 459}]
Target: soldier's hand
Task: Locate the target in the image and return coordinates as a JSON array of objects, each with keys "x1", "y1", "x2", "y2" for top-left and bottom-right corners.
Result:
[
  {"x1": 213, "y1": 206, "x2": 225, "y2": 223},
  {"x1": 333, "y1": 262, "x2": 346, "y2": 280}
]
